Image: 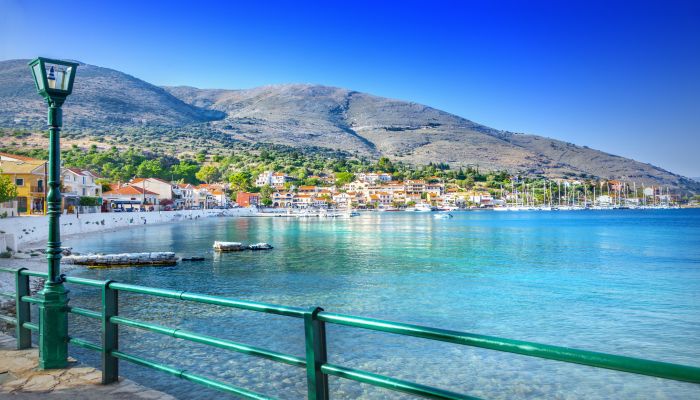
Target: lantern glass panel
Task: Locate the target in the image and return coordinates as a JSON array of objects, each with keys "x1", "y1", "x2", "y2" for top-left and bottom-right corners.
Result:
[
  {"x1": 32, "y1": 63, "x2": 45, "y2": 91},
  {"x1": 44, "y1": 63, "x2": 72, "y2": 92}
]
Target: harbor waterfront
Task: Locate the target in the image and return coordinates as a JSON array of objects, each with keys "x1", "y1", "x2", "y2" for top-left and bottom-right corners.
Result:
[{"x1": 50, "y1": 209, "x2": 700, "y2": 399}]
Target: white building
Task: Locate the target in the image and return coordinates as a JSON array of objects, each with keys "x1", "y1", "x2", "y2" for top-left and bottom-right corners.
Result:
[
  {"x1": 130, "y1": 178, "x2": 174, "y2": 202},
  {"x1": 195, "y1": 184, "x2": 229, "y2": 208},
  {"x1": 357, "y1": 172, "x2": 392, "y2": 184},
  {"x1": 255, "y1": 171, "x2": 292, "y2": 188},
  {"x1": 61, "y1": 168, "x2": 102, "y2": 197},
  {"x1": 173, "y1": 183, "x2": 196, "y2": 209}
]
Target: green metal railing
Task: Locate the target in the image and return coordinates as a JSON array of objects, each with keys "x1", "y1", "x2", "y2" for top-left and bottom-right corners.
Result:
[{"x1": 1, "y1": 266, "x2": 699, "y2": 399}]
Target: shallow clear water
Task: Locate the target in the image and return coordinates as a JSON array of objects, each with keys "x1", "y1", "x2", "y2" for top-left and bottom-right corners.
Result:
[{"x1": 62, "y1": 210, "x2": 700, "y2": 399}]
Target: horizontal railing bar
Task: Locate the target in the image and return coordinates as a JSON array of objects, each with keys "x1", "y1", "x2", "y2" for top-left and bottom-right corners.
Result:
[
  {"x1": 69, "y1": 337, "x2": 103, "y2": 352},
  {"x1": 111, "y1": 316, "x2": 306, "y2": 368},
  {"x1": 21, "y1": 296, "x2": 42, "y2": 305},
  {"x1": 0, "y1": 291, "x2": 14, "y2": 298},
  {"x1": 108, "y1": 282, "x2": 306, "y2": 318},
  {"x1": 0, "y1": 267, "x2": 18, "y2": 274},
  {"x1": 19, "y1": 270, "x2": 48, "y2": 278},
  {"x1": 318, "y1": 312, "x2": 700, "y2": 384},
  {"x1": 178, "y1": 292, "x2": 306, "y2": 318},
  {"x1": 65, "y1": 276, "x2": 107, "y2": 288},
  {"x1": 0, "y1": 314, "x2": 16, "y2": 325},
  {"x1": 23, "y1": 321, "x2": 38, "y2": 331},
  {"x1": 68, "y1": 306, "x2": 101, "y2": 320},
  {"x1": 321, "y1": 363, "x2": 480, "y2": 400},
  {"x1": 112, "y1": 350, "x2": 275, "y2": 400},
  {"x1": 107, "y1": 282, "x2": 184, "y2": 299}
]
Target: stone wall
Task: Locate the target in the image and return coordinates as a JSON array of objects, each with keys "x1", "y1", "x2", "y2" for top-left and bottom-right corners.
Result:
[{"x1": 0, "y1": 208, "x2": 257, "y2": 249}]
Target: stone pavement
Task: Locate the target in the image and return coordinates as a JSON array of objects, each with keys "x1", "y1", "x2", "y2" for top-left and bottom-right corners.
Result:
[{"x1": 0, "y1": 333, "x2": 175, "y2": 399}]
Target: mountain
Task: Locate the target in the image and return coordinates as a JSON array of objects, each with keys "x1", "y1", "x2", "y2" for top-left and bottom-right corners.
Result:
[
  {"x1": 1, "y1": 59, "x2": 697, "y2": 192},
  {"x1": 164, "y1": 84, "x2": 697, "y2": 191},
  {"x1": 0, "y1": 59, "x2": 223, "y2": 129}
]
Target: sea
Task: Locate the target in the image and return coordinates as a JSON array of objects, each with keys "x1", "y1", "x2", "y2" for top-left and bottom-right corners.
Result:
[{"x1": 60, "y1": 209, "x2": 700, "y2": 399}]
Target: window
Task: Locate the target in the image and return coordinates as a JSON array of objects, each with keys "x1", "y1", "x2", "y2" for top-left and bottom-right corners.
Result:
[
  {"x1": 82, "y1": 176, "x2": 86, "y2": 184},
  {"x1": 15, "y1": 178, "x2": 24, "y2": 186}
]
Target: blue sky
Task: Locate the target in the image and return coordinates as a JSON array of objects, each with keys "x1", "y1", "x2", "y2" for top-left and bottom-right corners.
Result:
[{"x1": 2, "y1": 0, "x2": 698, "y2": 177}]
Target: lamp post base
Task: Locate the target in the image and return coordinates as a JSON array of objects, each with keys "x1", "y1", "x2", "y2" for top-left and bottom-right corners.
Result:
[{"x1": 36, "y1": 281, "x2": 69, "y2": 369}]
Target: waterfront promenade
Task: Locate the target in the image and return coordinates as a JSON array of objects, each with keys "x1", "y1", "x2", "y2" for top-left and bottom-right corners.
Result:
[
  {"x1": 0, "y1": 333, "x2": 173, "y2": 399},
  {"x1": 0, "y1": 208, "x2": 258, "y2": 250}
]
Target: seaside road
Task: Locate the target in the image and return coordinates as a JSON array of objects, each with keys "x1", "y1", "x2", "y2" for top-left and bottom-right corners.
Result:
[{"x1": 0, "y1": 333, "x2": 174, "y2": 399}]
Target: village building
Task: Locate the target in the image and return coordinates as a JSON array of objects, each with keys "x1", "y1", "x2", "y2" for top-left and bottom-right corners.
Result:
[
  {"x1": 130, "y1": 178, "x2": 174, "y2": 202},
  {"x1": 236, "y1": 192, "x2": 259, "y2": 207},
  {"x1": 102, "y1": 185, "x2": 159, "y2": 211},
  {"x1": 173, "y1": 183, "x2": 196, "y2": 209},
  {"x1": 332, "y1": 192, "x2": 352, "y2": 209},
  {"x1": 297, "y1": 185, "x2": 319, "y2": 194},
  {"x1": 272, "y1": 192, "x2": 295, "y2": 208},
  {"x1": 357, "y1": 172, "x2": 392, "y2": 184},
  {"x1": 255, "y1": 171, "x2": 293, "y2": 188},
  {"x1": 405, "y1": 180, "x2": 426, "y2": 195},
  {"x1": 425, "y1": 182, "x2": 444, "y2": 197},
  {"x1": 0, "y1": 152, "x2": 47, "y2": 215},
  {"x1": 61, "y1": 167, "x2": 102, "y2": 198},
  {"x1": 196, "y1": 184, "x2": 228, "y2": 208},
  {"x1": 292, "y1": 194, "x2": 313, "y2": 208}
]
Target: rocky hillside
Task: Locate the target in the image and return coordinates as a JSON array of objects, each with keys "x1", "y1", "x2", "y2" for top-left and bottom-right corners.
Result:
[
  {"x1": 0, "y1": 59, "x2": 696, "y2": 191},
  {"x1": 164, "y1": 84, "x2": 697, "y2": 190},
  {"x1": 0, "y1": 59, "x2": 222, "y2": 129}
]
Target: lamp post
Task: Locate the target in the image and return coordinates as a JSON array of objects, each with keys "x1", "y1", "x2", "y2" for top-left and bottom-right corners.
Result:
[{"x1": 28, "y1": 57, "x2": 78, "y2": 369}]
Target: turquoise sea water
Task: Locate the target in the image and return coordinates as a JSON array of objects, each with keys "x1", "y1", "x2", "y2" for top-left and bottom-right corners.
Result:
[{"x1": 63, "y1": 210, "x2": 700, "y2": 399}]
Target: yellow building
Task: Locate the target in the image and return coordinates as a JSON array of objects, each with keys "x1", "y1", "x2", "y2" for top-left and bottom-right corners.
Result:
[{"x1": 0, "y1": 152, "x2": 47, "y2": 215}]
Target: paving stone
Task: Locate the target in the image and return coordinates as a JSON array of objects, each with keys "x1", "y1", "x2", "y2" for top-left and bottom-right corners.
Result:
[{"x1": 0, "y1": 333, "x2": 175, "y2": 399}]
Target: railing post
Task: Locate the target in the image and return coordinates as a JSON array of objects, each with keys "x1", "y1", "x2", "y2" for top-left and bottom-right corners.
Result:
[
  {"x1": 304, "y1": 307, "x2": 329, "y2": 400},
  {"x1": 101, "y1": 280, "x2": 118, "y2": 384},
  {"x1": 14, "y1": 268, "x2": 31, "y2": 349}
]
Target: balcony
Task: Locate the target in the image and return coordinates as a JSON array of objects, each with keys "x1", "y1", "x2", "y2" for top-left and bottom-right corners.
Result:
[{"x1": 30, "y1": 186, "x2": 45, "y2": 194}]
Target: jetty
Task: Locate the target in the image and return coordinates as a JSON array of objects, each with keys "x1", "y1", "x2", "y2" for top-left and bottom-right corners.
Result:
[{"x1": 62, "y1": 252, "x2": 178, "y2": 268}]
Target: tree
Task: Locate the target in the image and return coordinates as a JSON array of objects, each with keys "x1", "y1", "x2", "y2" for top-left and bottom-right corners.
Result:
[
  {"x1": 229, "y1": 171, "x2": 252, "y2": 193},
  {"x1": 259, "y1": 184, "x2": 274, "y2": 206},
  {"x1": 377, "y1": 157, "x2": 395, "y2": 172},
  {"x1": 196, "y1": 165, "x2": 220, "y2": 184},
  {"x1": 335, "y1": 172, "x2": 355, "y2": 187},
  {"x1": 0, "y1": 172, "x2": 18, "y2": 203},
  {"x1": 136, "y1": 159, "x2": 164, "y2": 178},
  {"x1": 465, "y1": 176, "x2": 475, "y2": 189},
  {"x1": 172, "y1": 160, "x2": 200, "y2": 183}
]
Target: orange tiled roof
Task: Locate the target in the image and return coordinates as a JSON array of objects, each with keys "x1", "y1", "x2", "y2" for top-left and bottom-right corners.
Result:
[
  {"x1": 0, "y1": 152, "x2": 44, "y2": 163},
  {"x1": 103, "y1": 185, "x2": 158, "y2": 196}
]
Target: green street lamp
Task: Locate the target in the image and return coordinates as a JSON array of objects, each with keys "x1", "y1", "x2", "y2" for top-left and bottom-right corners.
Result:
[{"x1": 28, "y1": 57, "x2": 78, "y2": 369}]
